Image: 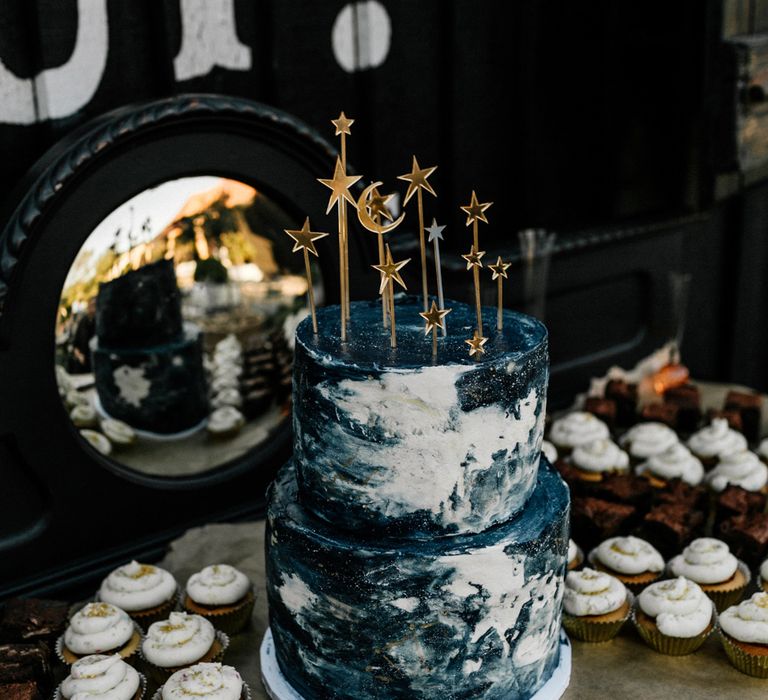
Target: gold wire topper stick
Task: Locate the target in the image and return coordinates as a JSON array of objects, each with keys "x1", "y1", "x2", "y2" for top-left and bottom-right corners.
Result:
[
  {"x1": 332, "y1": 112, "x2": 355, "y2": 323},
  {"x1": 462, "y1": 244, "x2": 486, "y2": 335},
  {"x1": 372, "y1": 244, "x2": 410, "y2": 348},
  {"x1": 398, "y1": 156, "x2": 437, "y2": 314},
  {"x1": 488, "y1": 256, "x2": 511, "y2": 331},
  {"x1": 465, "y1": 329, "x2": 488, "y2": 357},
  {"x1": 318, "y1": 156, "x2": 361, "y2": 341},
  {"x1": 419, "y1": 300, "x2": 451, "y2": 357},
  {"x1": 356, "y1": 182, "x2": 406, "y2": 329},
  {"x1": 426, "y1": 218, "x2": 447, "y2": 336},
  {"x1": 460, "y1": 191, "x2": 493, "y2": 332},
  {"x1": 284, "y1": 218, "x2": 330, "y2": 334}
]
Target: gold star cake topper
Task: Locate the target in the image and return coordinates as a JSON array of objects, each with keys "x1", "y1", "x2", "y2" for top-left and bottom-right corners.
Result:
[
  {"x1": 460, "y1": 190, "x2": 493, "y2": 227},
  {"x1": 372, "y1": 245, "x2": 410, "y2": 348},
  {"x1": 465, "y1": 329, "x2": 488, "y2": 357},
  {"x1": 331, "y1": 111, "x2": 354, "y2": 137},
  {"x1": 318, "y1": 157, "x2": 361, "y2": 215},
  {"x1": 398, "y1": 156, "x2": 437, "y2": 314},
  {"x1": 419, "y1": 300, "x2": 451, "y2": 357},
  {"x1": 488, "y1": 256, "x2": 511, "y2": 331},
  {"x1": 284, "y1": 218, "x2": 330, "y2": 334},
  {"x1": 462, "y1": 245, "x2": 485, "y2": 269},
  {"x1": 460, "y1": 190, "x2": 492, "y2": 334}
]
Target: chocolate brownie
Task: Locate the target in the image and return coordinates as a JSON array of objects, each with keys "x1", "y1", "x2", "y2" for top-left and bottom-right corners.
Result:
[
  {"x1": 0, "y1": 681, "x2": 43, "y2": 700},
  {"x1": 605, "y1": 379, "x2": 637, "y2": 428},
  {"x1": 653, "y1": 479, "x2": 708, "y2": 511},
  {"x1": 716, "y1": 486, "x2": 767, "y2": 526},
  {"x1": 0, "y1": 643, "x2": 51, "y2": 687},
  {"x1": 590, "y1": 472, "x2": 653, "y2": 511},
  {"x1": 725, "y1": 390, "x2": 763, "y2": 442},
  {"x1": 640, "y1": 502, "x2": 705, "y2": 557},
  {"x1": 664, "y1": 384, "x2": 702, "y2": 433},
  {"x1": 639, "y1": 403, "x2": 679, "y2": 429},
  {"x1": 719, "y1": 512, "x2": 768, "y2": 566},
  {"x1": 584, "y1": 397, "x2": 617, "y2": 430},
  {"x1": 571, "y1": 496, "x2": 637, "y2": 551},
  {"x1": 0, "y1": 599, "x2": 68, "y2": 644}
]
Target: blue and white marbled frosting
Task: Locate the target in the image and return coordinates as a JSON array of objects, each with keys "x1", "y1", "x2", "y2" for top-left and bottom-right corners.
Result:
[
  {"x1": 293, "y1": 297, "x2": 548, "y2": 537},
  {"x1": 266, "y1": 457, "x2": 569, "y2": 700}
]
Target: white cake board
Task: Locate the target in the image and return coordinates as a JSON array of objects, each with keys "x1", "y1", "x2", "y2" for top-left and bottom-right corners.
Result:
[{"x1": 260, "y1": 627, "x2": 571, "y2": 700}]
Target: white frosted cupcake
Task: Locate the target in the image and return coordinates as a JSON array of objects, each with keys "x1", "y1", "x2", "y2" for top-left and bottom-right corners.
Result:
[
  {"x1": 207, "y1": 407, "x2": 245, "y2": 439},
  {"x1": 153, "y1": 662, "x2": 249, "y2": 700},
  {"x1": 183, "y1": 565, "x2": 255, "y2": 634},
  {"x1": 707, "y1": 450, "x2": 768, "y2": 493},
  {"x1": 720, "y1": 593, "x2": 768, "y2": 677},
  {"x1": 211, "y1": 389, "x2": 243, "y2": 410},
  {"x1": 541, "y1": 439, "x2": 558, "y2": 464},
  {"x1": 635, "y1": 443, "x2": 704, "y2": 487},
  {"x1": 67, "y1": 389, "x2": 91, "y2": 409},
  {"x1": 668, "y1": 538, "x2": 750, "y2": 611},
  {"x1": 141, "y1": 612, "x2": 227, "y2": 686},
  {"x1": 562, "y1": 568, "x2": 631, "y2": 642},
  {"x1": 569, "y1": 438, "x2": 629, "y2": 482},
  {"x1": 687, "y1": 418, "x2": 747, "y2": 466},
  {"x1": 633, "y1": 576, "x2": 715, "y2": 655},
  {"x1": 101, "y1": 419, "x2": 137, "y2": 447},
  {"x1": 58, "y1": 602, "x2": 141, "y2": 665},
  {"x1": 568, "y1": 539, "x2": 584, "y2": 570},
  {"x1": 56, "y1": 654, "x2": 145, "y2": 700},
  {"x1": 549, "y1": 412, "x2": 610, "y2": 454},
  {"x1": 99, "y1": 561, "x2": 178, "y2": 630},
  {"x1": 589, "y1": 536, "x2": 665, "y2": 593},
  {"x1": 71, "y1": 403, "x2": 98, "y2": 428},
  {"x1": 81, "y1": 429, "x2": 113, "y2": 456},
  {"x1": 619, "y1": 422, "x2": 679, "y2": 464}
]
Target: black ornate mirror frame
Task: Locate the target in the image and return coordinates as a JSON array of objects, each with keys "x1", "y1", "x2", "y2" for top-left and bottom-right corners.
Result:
[{"x1": 0, "y1": 94, "x2": 366, "y2": 598}]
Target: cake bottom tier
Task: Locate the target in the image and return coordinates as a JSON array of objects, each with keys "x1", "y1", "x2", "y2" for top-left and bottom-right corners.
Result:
[
  {"x1": 266, "y1": 457, "x2": 569, "y2": 700},
  {"x1": 92, "y1": 324, "x2": 209, "y2": 434}
]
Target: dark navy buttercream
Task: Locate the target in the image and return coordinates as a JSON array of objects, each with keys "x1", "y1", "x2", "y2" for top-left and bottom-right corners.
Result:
[
  {"x1": 266, "y1": 457, "x2": 569, "y2": 700},
  {"x1": 293, "y1": 296, "x2": 548, "y2": 537}
]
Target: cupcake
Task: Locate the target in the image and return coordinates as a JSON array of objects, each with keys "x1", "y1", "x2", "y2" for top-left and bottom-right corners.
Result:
[
  {"x1": 720, "y1": 592, "x2": 768, "y2": 677},
  {"x1": 66, "y1": 389, "x2": 91, "y2": 409},
  {"x1": 140, "y1": 613, "x2": 227, "y2": 687},
  {"x1": 541, "y1": 439, "x2": 558, "y2": 464},
  {"x1": 707, "y1": 450, "x2": 768, "y2": 494},
  {"x1": 687, "y1": 418, "x2": 747, "y2": 467},
  {"x1": 548, "y1": 412, "x2": 610, "y2": 455},
  {"x1": 152, "y1": 662, "x2": 249, "y2": 700},
  {"x1": 211, "y1": 389, "x2": 243, "y2": 410},
  {"x1": 635, "y1": 443, "x2": 704, "y2": 488},
  {"x1": 667, "y1": 538, "x2": 750, "y2": 611},
  {"x1": 183, "y1": 565, "x2": 254, "y2": 635},
  {"x1": 81, "y1": 429, "x2": 112, "y2": 456},
  {"x1": 568, "y1": 439, "x2": 630, "y2": 483},
  {"x1": 57, "y1": 602, "x2": 141, "y2": 665},
  {"x1": 633, "y1": 576, "x2": 715, "y2": 655},
  {"x1": 589, "y1": 535, "x2": 665, "y2": 593},
  {"x1": 101, "y1": 419, "x2": 137, "y2": 448},
  {"x1": 70, "y1": 403, "x2": 98, "y2": 428},
  {"x1": 619, "y1": 422, "x2": 679, "y2": 465},
  {"x1": 561, "y1": 568, "x2": 631, "y2": 642},
  {"x1": 207, "y1": 407, "x2": 245, "y2": 440},
  {"x1": 56, "y1": 654, "x2": 145, "y2": 700},
  {"x1": 98, "y1": 562, "x2": 178, "y2": 631},
  {"x1": 567, "y1": 539, "x2": 584, "y2": 570},
  {"x1": 211, "y1": 374, "x2": 240, "y2": 394}
]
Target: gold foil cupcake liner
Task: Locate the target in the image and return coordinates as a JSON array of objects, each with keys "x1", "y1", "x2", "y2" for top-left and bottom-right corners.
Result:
[
  {"x1": 631, "y1": 601, "x2": 716, "y2": 655},
  {"x1": 55, "y1": 671, "x2": 147, "y2": 700},
  {"x1": 139, "y1": 629, "x2": 230, "y2": 688},
  {"x1": 55, "y1": 621, "x2": 143, "y2": 666},
  {"x1": 151, "y1": 680, "x2": 252, "y2": 700},
  {"x1": 704, "y1": 561, "x2": 751, "y2": 613},
  {"x1": 562, "y1": 593, "x2": 634, "y2": 643},
  {"x1": 720, "y1": 630, "x2": 768, "y2": 678},
  {"x1": 182, "y1": 587, "x2": 255, "y2": 636}
]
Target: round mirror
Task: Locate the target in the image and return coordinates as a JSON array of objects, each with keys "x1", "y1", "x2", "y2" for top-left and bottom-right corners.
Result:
[{"x1": 53, "y1": 175, "x2": 318, "y2": 477}]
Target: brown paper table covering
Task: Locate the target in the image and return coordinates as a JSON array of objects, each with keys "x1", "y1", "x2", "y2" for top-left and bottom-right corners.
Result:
[{"x1": 159, "y1": 521, "x2": 767, "y2": 700}]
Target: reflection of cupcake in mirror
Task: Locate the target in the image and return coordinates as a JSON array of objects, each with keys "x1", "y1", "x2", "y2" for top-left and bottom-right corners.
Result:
[
  {"x1": 207, "y1": 407, "x2": 245, "y2": 440},
  {"x1": 56, "y1": 365, "x2": 74, "y2": 397},
  {"x1": 80, "y1": 429, "x2": 112, "y2": 456},
  {"x1": 212, "y1": 374, "x2": 239, "y2": 394},
  {"x1": 101, "y1": 419, "x2": 137, "y2": 448},
  {"x1": 211, "y1": 389, "x2": 243, "y2": 410},
  {"x1": 70, "y1": 403, "x2": 98, "y2": 428},
  {"x1": 66, "y1": 389, "x2": 91, "y2": 409}
]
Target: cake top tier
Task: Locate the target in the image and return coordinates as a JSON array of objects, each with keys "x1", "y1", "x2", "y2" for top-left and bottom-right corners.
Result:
[{"x1": 295, "y1": 295, "x2": 547, "y2": 370}]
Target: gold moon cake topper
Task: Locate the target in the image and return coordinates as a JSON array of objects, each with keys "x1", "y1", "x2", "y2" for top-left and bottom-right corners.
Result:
[{"x1": 356, "y1": 182, "x2": 406, "y2": 235}]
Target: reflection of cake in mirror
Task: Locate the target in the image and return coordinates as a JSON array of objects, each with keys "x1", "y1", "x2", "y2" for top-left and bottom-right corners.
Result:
[{"x1": 92, "y1": 259, "x2": 209, "y2": 435}]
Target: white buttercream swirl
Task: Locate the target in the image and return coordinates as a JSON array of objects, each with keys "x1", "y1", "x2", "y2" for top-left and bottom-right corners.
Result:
[
  {"x1": 635, "y1": 443, "x2": 704, "y2": 486},
  {"x1": 99, "y1": 561, "x2": 177, "y2": 612},
  {"x1": 60, "y1": 654, "x2": 140, "y2": 700},
  {"x1": 563, "y1": 568, "x2": 627, "y2": 616},
  {"x1": 667, "y1": 538, "x2": 738, "y2": 585},
  {"x1": 568, "y1": 539, "x2": 578, "y2": 564},
  {"x1": 186, "y1": 565, "x2": 251, "y2": 606},
  {"x1": 707, "y1": 450, "x2": 768, "y2": 492},
  {"x1": 620, "y1": 422, "x2": 678, "y2": 459},
  {"x1": 638, "y1": 577, "x2": 713, "y2": 638},
  {"x1": 720, "y1": 593, "x2": 768, "y2": 644},
  {"x1": 207, "y1": 407, "x2": 245, "y2": 436},
  {"x1": 549, "y1": 412, "x2": 609, "y2": 449},
  {"x1": 211, "y1": 389, "x2": 243, "y2": 410},
  {"x1": 570, "y1": 438, "x2": 629, "y2": 473},
  {"x1": 64, "y1": 603, "x2": 135, "y2": 656},
  {"x1": 594, "y1": 536, "x2": 664, "y2": 575},
  {"x1": 142, "y1": 612, "x2": 215, "y2": 668},
  {"x1": 687, "y1": 418, "x2": 747, "y2": 459},
  {"x1": 162, "y1": 662, "x2": 243, "y2": 700},
  {"x1": 100, "y1": 419, "x2": 135, "y2": 446},
  {"x1": 541, "y1": 440, "x2": 558, "y2": 464}
]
